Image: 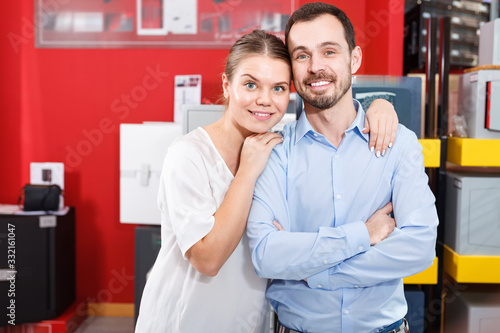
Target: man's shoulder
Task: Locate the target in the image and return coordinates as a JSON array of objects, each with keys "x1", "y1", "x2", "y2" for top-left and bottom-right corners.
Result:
[
  {"x1": 395, "y1": 124, "x2": 419, "y2": 145},
  {"x1": 390, "y1": 124, "x2": 424, "y2": 160}
]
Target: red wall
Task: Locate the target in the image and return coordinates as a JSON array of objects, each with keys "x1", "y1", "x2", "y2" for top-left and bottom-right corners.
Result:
[
  {"x1": 0, "y1": 0, "x2": 403, "y2": 304},
  {"x1": 0, "y1": 1, "x2": 22, "y2": 205},
  {"x1": 361, "y1": 0, "x2": 405, "y2": 75}
]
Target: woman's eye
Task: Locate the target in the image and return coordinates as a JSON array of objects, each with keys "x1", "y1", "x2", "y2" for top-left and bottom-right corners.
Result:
[
  {"x1": 273, "y1": 86, "x2": 285, "y2": 92},
  {"x1": 245, "y1": 82, "x2": 256, "y2": 89}
]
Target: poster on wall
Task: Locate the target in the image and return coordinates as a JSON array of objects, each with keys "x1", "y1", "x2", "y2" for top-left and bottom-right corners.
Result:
[{"x1": 34, "y1": 0, "x2": 297, "y2": 48}]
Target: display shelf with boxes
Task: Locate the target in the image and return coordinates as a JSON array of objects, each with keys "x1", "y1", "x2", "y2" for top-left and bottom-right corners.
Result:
[
  {"x1": 444, "y1": 140, "x2": 500, "y2": 286},
  {"x1": 442, "y1": 147, "x2": 500, "y2": 332},
  {"x1": 404, "y1": 0, "x2": 490, "y2": 72},
  {"x1": 442, "y1": 170, "x2": 500, "y2": 284}
]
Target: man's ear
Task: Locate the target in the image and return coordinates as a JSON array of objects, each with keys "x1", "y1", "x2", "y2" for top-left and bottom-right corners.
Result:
[{"x1": 351, "y1": 46, "x2": 362, "y2": 74}]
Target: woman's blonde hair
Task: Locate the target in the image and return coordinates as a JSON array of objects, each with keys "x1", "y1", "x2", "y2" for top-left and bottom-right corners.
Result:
[{"x1": 221, "y1": 29, "x2": 291, "y2": 107}]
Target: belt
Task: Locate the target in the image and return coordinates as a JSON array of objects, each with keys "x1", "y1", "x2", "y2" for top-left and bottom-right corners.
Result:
[
  {"x1": 276, "y1": 321, "x2": 301, "y2": 333},
  {"x1": 379, "y1": 318, "x2": 409, "y2": 333},
  {"x1": 276, "y1": 318, "x2": 409, "y2": 333}
]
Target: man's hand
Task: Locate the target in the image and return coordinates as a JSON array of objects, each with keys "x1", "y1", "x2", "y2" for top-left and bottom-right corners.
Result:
[
  {"x1": 273, "y1": 220, "x2": 285, "y2": 231},
  {"x1": 365, "y1": 202, "x2": 396, "y2": 246}
]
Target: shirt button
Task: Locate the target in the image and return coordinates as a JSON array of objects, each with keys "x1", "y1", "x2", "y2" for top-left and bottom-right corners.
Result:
[
  {"x1": 336, "y1": 194, "x2": 342, "y2": 200},
  {"x1": 314, "y1": 133, "x2": 319, "y2": 137},
  {"x1": 334, "y1": 155, "x2": 339, "y2": 159},
  {"x1": 323, "y1": 259, "x2": 328, "y2": 264},
  {"x1": 344, "y1": 309, "x2": 350, "y2": 315},
  {"x1": 358, "y1": 246, "x2": 364, "y2": 251},
  {"x1": 317, "y1": 284, "x2": 323, "y2": 289},
  {"x1": 354, "y1": 285, "x2": 359, "y2": 289}
]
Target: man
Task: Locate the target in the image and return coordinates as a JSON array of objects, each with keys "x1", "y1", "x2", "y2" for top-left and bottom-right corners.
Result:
[{"x1": 246, "y1": 3, "x2": 438, "y2": 333}]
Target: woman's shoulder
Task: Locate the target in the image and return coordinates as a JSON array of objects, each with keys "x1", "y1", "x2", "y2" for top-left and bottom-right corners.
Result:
[
  {"x1": 170, "y1": 128, "x2": 208, "y2": 151},
  {"x1": 167, "y1": 127, "x2": 216, "y2": 163}
]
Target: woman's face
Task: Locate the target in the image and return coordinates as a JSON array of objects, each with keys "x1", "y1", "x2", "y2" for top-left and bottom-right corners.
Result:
[{"x1": 223, "y1": 55, "x2": 291, "y2": 135}]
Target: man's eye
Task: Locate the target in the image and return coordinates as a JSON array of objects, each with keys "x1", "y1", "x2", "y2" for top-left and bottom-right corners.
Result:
[{"x1": 296, "y1": 54, "x2": 307, "y2": 60}]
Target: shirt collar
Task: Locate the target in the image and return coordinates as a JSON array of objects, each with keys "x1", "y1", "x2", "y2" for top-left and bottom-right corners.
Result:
[{"x1": 295, "y1": 99, "x2": 369, "y2": 145}]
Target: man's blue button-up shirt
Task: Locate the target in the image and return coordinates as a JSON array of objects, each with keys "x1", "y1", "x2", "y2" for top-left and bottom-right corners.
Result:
[{"x1": 247, "y1": 100, "x2": 438, "y2": 333}]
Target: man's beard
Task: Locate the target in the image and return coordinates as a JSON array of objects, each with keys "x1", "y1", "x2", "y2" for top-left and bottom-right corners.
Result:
[{"x1": 296, "y1": 72, "x2": 352, "y2": 110}]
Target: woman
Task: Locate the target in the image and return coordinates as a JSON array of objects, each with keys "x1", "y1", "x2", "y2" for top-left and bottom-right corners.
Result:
[{"x1": 135, "y1": 30, "x2": 397, "y2": 333}]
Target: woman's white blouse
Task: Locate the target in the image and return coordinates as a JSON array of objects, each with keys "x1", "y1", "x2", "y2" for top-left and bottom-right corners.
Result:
[{"x1": 135, "y1": 128, "x2": 268, "y2": 333}]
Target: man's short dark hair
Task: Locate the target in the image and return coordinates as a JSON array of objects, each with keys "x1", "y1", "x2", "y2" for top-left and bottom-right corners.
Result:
[{"x1": 285, "y1": 2, "x2": 356, "y2": 53}]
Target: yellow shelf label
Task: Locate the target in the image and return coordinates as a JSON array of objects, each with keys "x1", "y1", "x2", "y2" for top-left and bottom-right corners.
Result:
[
  {"x1": 444, "y1": 245, "x2": 500, "y2": 283},
  {"x1": 447, "y1": 137, "x2": 500, "y2": 166},
  {"x1": 419, "y1": 139, "x2": 441, "y2": 168}
]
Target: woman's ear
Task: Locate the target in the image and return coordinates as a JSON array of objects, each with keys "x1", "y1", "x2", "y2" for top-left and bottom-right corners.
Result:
[
  {"x1": 222, "y1": 73, "x2": 229, "y2": 98},
  {"x1": 351, "y1": 46, "x2": 362, "y2": 74}
]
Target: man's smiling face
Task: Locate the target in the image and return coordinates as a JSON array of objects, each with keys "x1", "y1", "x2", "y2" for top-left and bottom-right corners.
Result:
[{"x1": 288, "y1": 14, "x2": 360, "y2": 111}]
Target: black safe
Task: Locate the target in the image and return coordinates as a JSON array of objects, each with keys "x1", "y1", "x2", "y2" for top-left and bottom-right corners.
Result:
[{"x1": 0, "y1": 208, "x2": 75, "y2": 326}]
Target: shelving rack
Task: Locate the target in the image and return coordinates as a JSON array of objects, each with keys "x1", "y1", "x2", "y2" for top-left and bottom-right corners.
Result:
[
  {"x1": 444, "y1": 137, "x2": 500, "y2": 284},
  {"x1": 400, "y1": 139, "x2": 442, "y2": 286}
]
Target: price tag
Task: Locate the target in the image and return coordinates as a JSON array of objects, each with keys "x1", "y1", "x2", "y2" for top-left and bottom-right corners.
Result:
[{"x1": 39, "y1": 215, "x2": 57, "y2": 228}]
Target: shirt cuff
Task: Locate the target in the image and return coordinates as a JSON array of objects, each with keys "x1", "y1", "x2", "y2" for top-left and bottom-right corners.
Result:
[
  {"x1": 340, "y1": 221, "x2": 371, "y2": 257},
  {"x1": 307, "y1": 269, "x2": 330, "y2": 290},
  {"x1": 307, "y1": 221, "x2": 370, "y2": 290}
]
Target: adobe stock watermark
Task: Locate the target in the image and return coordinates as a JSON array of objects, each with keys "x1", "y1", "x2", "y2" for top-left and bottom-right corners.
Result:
[
  {"x1": 64, "y1": 64, "x2": 169, "y2": 171},
  {"x1": 7, "y1": 0, "x2": 71, "y2": 54},
  {"x1": 68, "y1": 267, "x2": 134, "y2": 331},
  {"x1": 355, "y1": 0, "x2": 404, "y2": 48}
]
